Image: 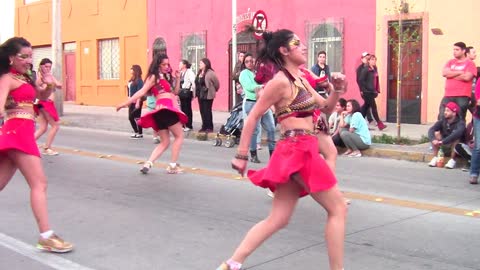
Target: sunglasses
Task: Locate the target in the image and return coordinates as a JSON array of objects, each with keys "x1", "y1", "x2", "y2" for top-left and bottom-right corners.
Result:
[
  {"x1": 289, "y1": 38, "x2": 301, "y2": 47},
  {"x1": 16, "y1": 53, "x2": 32, "y2": 60}
]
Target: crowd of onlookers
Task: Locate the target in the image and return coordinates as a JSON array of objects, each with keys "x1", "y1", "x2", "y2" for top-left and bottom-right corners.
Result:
[{"x1": 426, "y1": 42, "x2": 480, "y2": 184}]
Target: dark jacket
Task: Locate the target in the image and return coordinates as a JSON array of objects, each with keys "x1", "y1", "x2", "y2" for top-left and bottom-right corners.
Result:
[
  {"x1": 358, "y1": 66, "x2": 379, "y2": 94},
  {"x1": 356, "y1": 63, "x2": 366, "y2": 90},
  {"x1": 428, "y1": 117, "x2": 466, "y2": 145}
]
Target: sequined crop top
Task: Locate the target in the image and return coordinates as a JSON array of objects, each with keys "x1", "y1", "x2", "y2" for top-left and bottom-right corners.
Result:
[
  {"x1": 276, "y1": 76, "x2": 317, "y2": 122},
  {"x1": 5, "y1": 72, "x2": 36, "y2": 110},
  {"x1": 151, "y1": 79, "x2": 172, "y2": 96}
]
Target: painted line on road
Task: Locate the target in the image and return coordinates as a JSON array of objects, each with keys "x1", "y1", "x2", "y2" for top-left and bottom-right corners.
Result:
[
  {"x1": 0, "y1": 232, "x2": 95, "y2": 270},
  {"x1": 54, "y1": 146, "x2": 480, "y2": 219}
]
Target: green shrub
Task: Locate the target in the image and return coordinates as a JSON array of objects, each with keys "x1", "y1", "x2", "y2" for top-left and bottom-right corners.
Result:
[{"x1": 371, "y1": 134, "x2": 423, "y2": 145}]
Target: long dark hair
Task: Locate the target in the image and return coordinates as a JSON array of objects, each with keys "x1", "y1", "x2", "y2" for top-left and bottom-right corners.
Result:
[
  {"x1": 348, "y1": 99, "x2": 362, "y2": 114},
  {"x1": 130, "y1": 64, "x2": 142, "y2": 86},
  {"x1": 240, "y1": 52, "x2": 254, "y2": 71},
  {"x1": 0, "y1": 37, "x2": 32, "y2": 77},
  {"x1": 146, "y1": 53, "x2": 172, "y2": 85},
  {"x1": 255, "y1": 29, "x2": 295, "y2": 73},
  {"x1": 197, "y1": 58, "x2": 213, "y2": 76},
  {"x1": 181, "y1": 59, "x2": 192, "y2": 69}
]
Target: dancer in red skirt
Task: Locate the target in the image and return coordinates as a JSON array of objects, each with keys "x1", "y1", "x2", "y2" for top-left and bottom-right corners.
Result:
[
  {"x1": 0, "y1": 37, "x2": 73, "y2": 252},
  {"x1": 215, "y1": 29, "x2": 347, "y2": 270},
  {"x1": 34, "y1": 58, "x2": 62, "y2": 156},
  {"x1": 117, "y1": 54, "x2": 187, "y2": 174}
]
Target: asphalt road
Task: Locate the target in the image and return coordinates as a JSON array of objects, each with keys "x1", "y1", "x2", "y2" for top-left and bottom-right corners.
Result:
[{"x1": 1, "y1": 127, "x2": 479, "y2": 270}]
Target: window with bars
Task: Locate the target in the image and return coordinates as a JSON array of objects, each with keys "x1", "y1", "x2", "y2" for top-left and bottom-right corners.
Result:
[
  {"x1": 98, "y1": 38, "x2": 120, "y2": 80},
  {"x1": 180, "y1": 32, "x2": 206, "y2": 74},
  {"x1": 306, "y1": 19, "x2": 344, "y2": 73}
]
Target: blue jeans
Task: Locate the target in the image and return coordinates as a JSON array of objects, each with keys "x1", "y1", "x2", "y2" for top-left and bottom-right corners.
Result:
[
  {"x1": 470, "y1": 118, "x2": 480, "y2": 177},
  {"x1": 243, "y1": 100, "x2": 276, "y2": 151}
]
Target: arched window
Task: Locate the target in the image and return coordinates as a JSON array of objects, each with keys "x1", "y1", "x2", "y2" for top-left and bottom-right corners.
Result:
[
  {"x1": 308, "y1": 22, "x2": 344, "y2": 73},
  {"x1": 181, "y1": 33, "x2": 206, "y2": 74},
  {"x1": 152, "y1": 37, "x2": 167, "y2": 58}
]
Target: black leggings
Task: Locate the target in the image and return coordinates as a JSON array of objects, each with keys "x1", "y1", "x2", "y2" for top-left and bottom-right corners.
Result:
[
  {"x1": 180, "y1": 97, "x2": 193, "y2": 129},
  {"x1": 361, "y1": 92, "x2": 381, "y2": 123},
  {"x1": 199, "y1": 98, "x2": 214, "y2": 130},
  {"x1": 128, "y1": 102, "x2": 143, "y2": 134}
]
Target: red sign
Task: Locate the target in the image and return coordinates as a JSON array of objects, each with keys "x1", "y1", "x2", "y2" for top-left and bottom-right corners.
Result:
[{"x1": 251, "y1": 10, "x2": 268, "y2": 40}]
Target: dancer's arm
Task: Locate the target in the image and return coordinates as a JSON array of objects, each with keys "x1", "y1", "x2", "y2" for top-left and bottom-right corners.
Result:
[
  {"x1": 0, "y1": 74, "x2": 10, "y2": 116},
  {"x1": 116, "y1": 75, "x2": 155, "y2": 111}
]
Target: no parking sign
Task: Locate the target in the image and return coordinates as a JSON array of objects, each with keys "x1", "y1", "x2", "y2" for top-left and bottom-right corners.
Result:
[{"x1": 251, "y1": 10, "x2": 268, "y2": 40}]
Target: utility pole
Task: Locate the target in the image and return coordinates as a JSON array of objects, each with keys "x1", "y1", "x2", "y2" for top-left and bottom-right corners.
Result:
[
  {"x1": 231, "y1": 0, "x2": 237, "y2": 106},
  {"x1": 396, "y1": 1, "x2": 404, "y2": 140},
  {"x1": 52, "y1": 0, "x2": 63, "y2": 116}
]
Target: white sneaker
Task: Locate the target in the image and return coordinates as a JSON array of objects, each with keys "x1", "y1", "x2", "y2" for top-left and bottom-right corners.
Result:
[
  {"x1": 266, "y1": 190, "x2": 274, "y2": 198},
  {"x1": 153, "y1": 137, "x2": 160, "y2": 144},
  {"x1": 183, "y1": 127, "x2": 191, "y2": 132},
  {"x1": 428, "y1": 157, "x2": 438, "y2": 167},
  {"x1": 445, "y1": 159, "x2": 456, "y2": 169},
  {"x1": 43, "y1": 148, "x2": 59, "y2": 156}
]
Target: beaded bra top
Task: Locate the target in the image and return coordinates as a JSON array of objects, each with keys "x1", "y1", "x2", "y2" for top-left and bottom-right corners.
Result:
[
  {"x1": 276, "y1": 69, "x2": 318, "y2": 122},
  {"x1": 151, "y1": 79, "x2": 172, "y2": 96},
  {"x1": 5, "y1": 69, "x2": 36, "y2": 110}
]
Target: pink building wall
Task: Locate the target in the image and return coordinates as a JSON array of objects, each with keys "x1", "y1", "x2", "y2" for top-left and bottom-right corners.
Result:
[{"x1": 147, "y1": 0, "x2": 376, "y2": 112}]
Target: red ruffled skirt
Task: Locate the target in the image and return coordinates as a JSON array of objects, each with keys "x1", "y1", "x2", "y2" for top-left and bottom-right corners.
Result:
[
  {"x1": 247, "y1": 134, "x2": 336, "y2": 197},
  {"x1": 137, "y1": 98, "x2": 188, "y2": 131},
  {"x1": 34, "y1": 99, "x2": 59, "y2": 122},
  {"x1": 0, "y1": 118, "x2": 40, "y2": 157}
]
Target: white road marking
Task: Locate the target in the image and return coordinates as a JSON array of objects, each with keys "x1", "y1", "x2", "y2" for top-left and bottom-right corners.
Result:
[{"x1": 0, "y1": 232, "x2": 95, "y2": 270}]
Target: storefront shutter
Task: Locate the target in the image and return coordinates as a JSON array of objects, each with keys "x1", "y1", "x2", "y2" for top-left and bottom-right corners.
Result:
[{"x1": 32, "y1": 46, "x2": 52, "y2": 71}]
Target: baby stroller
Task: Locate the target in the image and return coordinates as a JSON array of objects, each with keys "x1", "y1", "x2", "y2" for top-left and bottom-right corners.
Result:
[{"x1": 213, "y1": 102, "x2": 243, "y2": 148}]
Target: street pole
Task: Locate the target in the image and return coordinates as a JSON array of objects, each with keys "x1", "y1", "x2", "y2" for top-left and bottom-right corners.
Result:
[
  {"x1": 231, "y1": 0, "x2": 237, "y2": 106},
  {"x1": 396, "y1": 10, "x2": 403, "y2": 140},
  {"x1": 52, "y1": 0, "x2": 63, "y2": 116}
]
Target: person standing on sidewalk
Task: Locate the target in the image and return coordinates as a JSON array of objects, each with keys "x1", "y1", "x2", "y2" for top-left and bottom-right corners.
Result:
[
  {"x1": 127, "y1": 65, "x2": 144, "y2": 139},
  {"x1": 178, "y1": 59, "x2": 196, "y2": 131},
  {"x1": 439, "y1": 42, "x2": 477, "y2": 121},
  {"x1": 358, "y1": 54, "x2": 386, "y2": 130},
  {"x1": 0, "y1": 37, "x2": 73, "y2": 253},
  {"x1": 34, "y1": 58, "x2": 62, "y2": 155},
  {"x1": 195, "y1": 58, "x2": 220, "y2": 133},
  {"x1": 116, "y1": 54, "x2": 188, "y2": 174},
  {"x1": 239, "y1": 53, "x2": 276, "y2": 163},
  {"x1": 310, "y1": 50, "x2": 331, "y2": 96},
  {"x1": 469, "y1": 77, "x2": 480, "y2": 184},
  {"x1": 216, "y1": 29, "x2": 347, "y2": 270},
  {"x1": 356, "y1": 52, "x2": 374, "y2": 124}
]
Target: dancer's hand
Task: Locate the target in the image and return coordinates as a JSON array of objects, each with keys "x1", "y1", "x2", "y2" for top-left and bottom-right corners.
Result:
[
  {"x1": 116, "y1": 103, "x2": 127, "y2": 112},
  {"x1": 330, "y1": 72, "x2": 348, "y2": 94},
  {"x1": 174, "y1": 70, "x2": 181, "y2": 78},
  {"x1": 231, "y1": 158, "x2": 247, "y2": 177}
]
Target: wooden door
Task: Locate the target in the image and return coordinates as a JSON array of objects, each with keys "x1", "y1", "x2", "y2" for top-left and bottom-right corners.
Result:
[
  {"x1": 387, "y1": 19, "x2": 422, "y2": 124},
  {"x1": 64, "y1": 53, "x2": 76, "y2": 101}
]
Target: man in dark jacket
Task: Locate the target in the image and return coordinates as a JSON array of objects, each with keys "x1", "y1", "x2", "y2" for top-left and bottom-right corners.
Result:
[{"x1": 428, "y1": 101, "x2": 466, "y2": 168}]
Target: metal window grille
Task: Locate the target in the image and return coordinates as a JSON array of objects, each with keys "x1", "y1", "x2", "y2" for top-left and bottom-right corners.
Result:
[
  {"x1": 98, "y1": 38, "x2": 120, "y2": 80},
  {"x1": 306, "y1": 18, "x2": 344, "y2": 73},
  {"x1": 180, "y1": 31, "x2": 207, "y2": 74}
]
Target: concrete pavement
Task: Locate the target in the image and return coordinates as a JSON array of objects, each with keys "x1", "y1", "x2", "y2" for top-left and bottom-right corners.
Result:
[{"x1": 59, "y1": 103, "x2": 436, "y2": 163}]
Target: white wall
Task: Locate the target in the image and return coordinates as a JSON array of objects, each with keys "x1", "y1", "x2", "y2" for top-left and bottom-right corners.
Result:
[{"x1": 0, "y1": 0, "x2": 15, "y2": 43}]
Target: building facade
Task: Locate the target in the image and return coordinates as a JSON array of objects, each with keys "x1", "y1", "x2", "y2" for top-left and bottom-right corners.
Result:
[
  {"x1": 15, "y1": 0, "x2": 148, "y2": 105},
  {"x1": 376, "y1": 0, "x2": 479, "y2": 124},
  {"x1": 15, "y1": 0, "x2": 376, "y2": 112}
]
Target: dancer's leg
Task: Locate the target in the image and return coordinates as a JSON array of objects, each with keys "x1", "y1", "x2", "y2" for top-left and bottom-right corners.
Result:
[
  {"x1": 310, "y1": 185, "x2": 347, "y2": 270},
  {"x1": 8, "y1": 150, "x2": 50, "y2": 233},
  {"x1": 167, "y1": 122, "x2": 184, "y2": 163},
  {"x1": 34, "y1": 113, "x2": 48, "y2": 140},
  {"x1": 146, "y1": 129, "x2": 170, "y2": 162},
  {"x1": 230, "y1": 180, "x2": 302, "y2": 263},
  {"x1": 316, "y1": 132, "x2": 338, "y2": 171},
  {"x1": 44, "y1": 113, "x2": 60, "y2": 149},
  {"x1": 0, "y1": 155, "x2": 17, "y2": 191}
]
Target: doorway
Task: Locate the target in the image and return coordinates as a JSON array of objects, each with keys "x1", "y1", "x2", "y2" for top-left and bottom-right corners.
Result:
[
  {"x1": 228, "y1": 31, "x2": 259, "y2": 110},
  {"x1": 64, "y1": 52, "x2": 76, "y2": 102},
  {"x1": 387, "y1": 19, "x2": 422, "y2": 124}
]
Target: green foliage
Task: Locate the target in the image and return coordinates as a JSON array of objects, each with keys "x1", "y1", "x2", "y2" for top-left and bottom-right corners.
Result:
[{"x1": 372, "y1": 133, "x2": 427, "y2": 145}]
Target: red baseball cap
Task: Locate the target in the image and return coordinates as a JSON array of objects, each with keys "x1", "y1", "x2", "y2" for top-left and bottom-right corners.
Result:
[{"x1": 445, "y1": 101, "x2": 460, "y2": 114}]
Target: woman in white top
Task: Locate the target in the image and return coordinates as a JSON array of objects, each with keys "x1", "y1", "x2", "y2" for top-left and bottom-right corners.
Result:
[
  {"x1": 329, "y1": 98, "x2": 347, "y2": 146},
  {"x1": 178, "y1": 60, "x2": 196, "y2": 131}
]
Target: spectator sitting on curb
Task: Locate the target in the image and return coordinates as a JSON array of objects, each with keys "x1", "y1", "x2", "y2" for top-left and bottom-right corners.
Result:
[{"x1": 428, "y1": 102, "x2": 466, "y2": 168}]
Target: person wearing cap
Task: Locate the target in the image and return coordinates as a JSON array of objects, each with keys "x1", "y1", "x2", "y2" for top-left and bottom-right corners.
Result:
[
  {"x1": 439, "y1": 42, "x2": 477, "y2": 121},
  {"x1": 428, "y1": 101, "x2": 466, "y2": 169},
  {"x1": 311, "y1": 50, "x2": 331, "y2": 97},
  {"x1": 356, "y1": 52, "x2": 374, "y2": 124}
]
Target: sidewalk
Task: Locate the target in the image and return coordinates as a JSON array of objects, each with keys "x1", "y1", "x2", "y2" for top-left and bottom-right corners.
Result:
[{"x1": 60, "y1": 103, "x2": 435, "y2": 163}]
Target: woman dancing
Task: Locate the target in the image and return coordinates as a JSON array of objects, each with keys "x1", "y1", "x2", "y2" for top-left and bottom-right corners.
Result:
[
  {"x1": 117, "y1": 54, "x2": 187, "y2": 174},
  {"x1": 0, "y1": 37, "x2": 73, "y2": 252},
  {"x1": 215, "y1": 29, "x2": 347, "y2": 270},
  {"x1": 34, "y1": 58, "x2": 62, "y2": 155}
]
